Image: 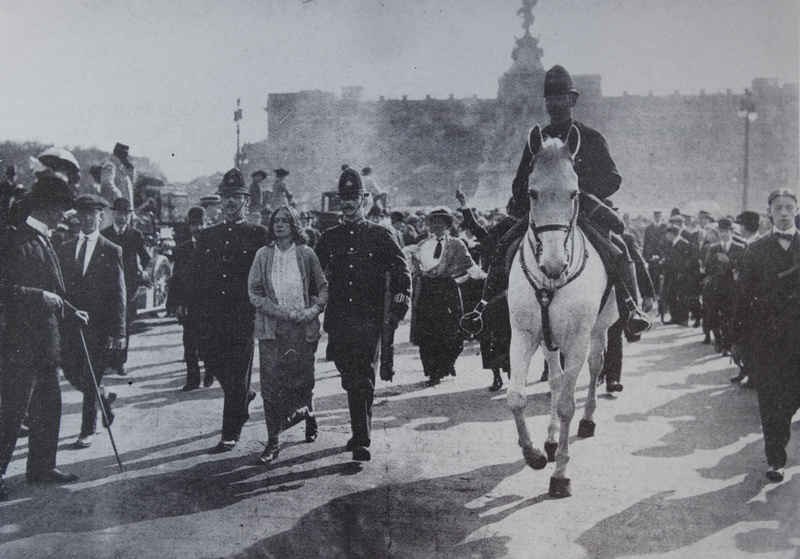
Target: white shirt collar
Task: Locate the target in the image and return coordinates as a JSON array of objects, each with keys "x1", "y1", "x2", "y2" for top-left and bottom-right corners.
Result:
[
  {"x1": 26, "y1": 216, "x2": 51, "y2": 237},
  {"x1": 79, "y1": 229, "x2": 101, "y2": 242}
]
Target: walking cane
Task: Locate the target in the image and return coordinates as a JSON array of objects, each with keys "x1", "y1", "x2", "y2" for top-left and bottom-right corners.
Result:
[{"x1": 77, "y1": 326, "x2": 124, "y2": 473}]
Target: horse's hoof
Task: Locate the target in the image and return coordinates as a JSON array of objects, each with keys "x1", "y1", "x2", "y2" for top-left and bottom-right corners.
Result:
[
  {"x1": 577, "y1": 419, "x2": 596, "y2": 438},
  {"x1": 544, "y1": 441, "x2": 558, "y2": 462},
  {"x1": 549, "y1": 476, "x2": 571, "y2": 498},
  {"x1": 522, "y1": 446, "x2": 547, "y2": 470}
]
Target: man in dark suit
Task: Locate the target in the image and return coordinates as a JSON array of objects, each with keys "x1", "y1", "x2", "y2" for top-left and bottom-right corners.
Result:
[
  {"x1": 58, "y1": 195, "x2": 126, "y2": 449},
  {"x1": 101, "y1": 197, "x2": 151, "y2": 376},
  {"x1": 187, "y1": 169, "x2": 268, "y2": 452},
  {"x1": 643, "y1": 210, "x2": 667, "y2": 263},
  {"x1": 703, "y1": 218, "x2": 746, "y2": 356},
  {"x1": 661, "y1": 225, "x2": 695, "y2": 325},
  {"x1": 733, "y1": 189, "x2": 800, "y2": 483},
  {"x1": 315, "y1": 168, "x2": 411, "y2": 461},
  {"x1": 170, "y1": 206, "x2": 210, "y2": 391},
  {"x1": 0, "y1": 176, "x2": 85, "y2": 501}
]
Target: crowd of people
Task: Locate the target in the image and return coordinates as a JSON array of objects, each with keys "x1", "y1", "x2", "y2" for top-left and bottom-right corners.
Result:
[{"x1": 0, "y1": 64, "x2": 796, "y2": 504}]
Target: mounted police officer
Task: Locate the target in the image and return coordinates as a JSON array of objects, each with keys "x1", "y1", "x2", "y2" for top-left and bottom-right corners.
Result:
[
  {"x1": 314, "y1": 167, "x2": 411, "y2": 462},
  {"x1": 186, "y1": 168, "x2": 268, "y2": 452},
  {"x1": 462, "y1": 65, "x2": 651, "y2": 341}
]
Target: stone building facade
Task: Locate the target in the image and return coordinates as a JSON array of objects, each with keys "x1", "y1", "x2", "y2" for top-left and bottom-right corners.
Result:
[{"x1": 242, "y1": 25, "x2": 798, "y2": 217}]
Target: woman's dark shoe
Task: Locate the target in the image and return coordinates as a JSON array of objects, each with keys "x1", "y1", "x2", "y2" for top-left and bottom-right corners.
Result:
[
  {"x1": 606, "y1": 381, "x2": 624, "y2": 393},
  {"x1": 489, "y1": 375, "x2": 503, "y2": 392},
  {"x1": 284, "y1": 406, "x2": 310, "y2": 431},
  {"x1": 305, "y1": 416, "x2": 318, "y2": 443},
  {"x1": 258, "y1": 441, "x2": 280, "y2": 465}
]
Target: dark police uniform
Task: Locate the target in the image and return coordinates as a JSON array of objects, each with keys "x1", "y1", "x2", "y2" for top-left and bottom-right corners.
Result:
[
  {"x1": 188, "y1": 170, "x2": 268, "y2": 447},
  {"x1": 314, "y1": 169, "x2": 410, "y2": 455}
]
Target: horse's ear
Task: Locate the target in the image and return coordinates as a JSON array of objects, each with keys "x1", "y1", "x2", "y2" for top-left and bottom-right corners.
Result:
[
  {"x1": 566, "y1": 124, "x2": 581, "y2": 159},
  {"x1": 527, "y1": 125, "x2": 544, "y2": 156}
]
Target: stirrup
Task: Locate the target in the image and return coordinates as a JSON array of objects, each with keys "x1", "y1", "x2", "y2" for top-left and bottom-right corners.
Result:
[{"x1": 626, "y1": 310, "x2": 651, "y2": 337}]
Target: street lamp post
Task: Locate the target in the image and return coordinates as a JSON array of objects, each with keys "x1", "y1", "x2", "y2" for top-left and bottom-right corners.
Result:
[
  {"x1": 234, "y1": 98, "x2": 243, "y2": 168},
  {"x1": 737, "y1": 89, "x2": 757, "y2": 212}
]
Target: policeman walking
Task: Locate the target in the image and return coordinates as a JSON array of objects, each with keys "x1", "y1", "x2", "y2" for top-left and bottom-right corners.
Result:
[
  {"x1": 187, "y1": 169, "x2": 268, "y2": 452},
  {"x1": 315, "y1": 168, "x2": 411, "y2": 461}
]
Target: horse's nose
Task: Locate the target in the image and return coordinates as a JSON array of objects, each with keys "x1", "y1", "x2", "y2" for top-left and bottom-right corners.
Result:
[{"x1": 539, "y1": 263, "x2": 567, "y2": 280}]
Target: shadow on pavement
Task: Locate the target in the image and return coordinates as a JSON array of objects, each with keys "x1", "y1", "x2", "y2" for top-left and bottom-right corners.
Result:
[
  {"x1": 223, "y1": 460, "x2": 539, "y2": 559},
  {"x1": 577, "y1": 426, "x2": 800, "y2": 558}
]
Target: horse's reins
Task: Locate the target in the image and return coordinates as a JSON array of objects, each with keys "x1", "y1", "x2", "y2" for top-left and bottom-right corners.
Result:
[{"x1": 519, "y1": 180, "x2": 588, "y2": 352}]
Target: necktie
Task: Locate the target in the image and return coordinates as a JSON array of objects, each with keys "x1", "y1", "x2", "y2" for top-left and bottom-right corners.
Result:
[
  {"x1": 77, "y1": 237, "x2": 88, "y2": 274},
  {"x1": 433, "y1": 238, "x2": 443, "y2": 259},
  {"x1": 774, "y1": 232, "x2": 795, "y2": 242}
]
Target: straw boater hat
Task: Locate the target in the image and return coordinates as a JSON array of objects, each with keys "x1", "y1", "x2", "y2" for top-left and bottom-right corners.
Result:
[{"x1": 426, "y1": 207, "x2": 455, "y2": 224}]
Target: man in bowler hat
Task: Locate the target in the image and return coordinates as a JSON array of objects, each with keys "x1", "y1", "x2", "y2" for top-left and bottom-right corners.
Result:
[
  {"x1": 314, "y1": 167, "x2": 411, "y2": 461},
  {"x1": 187, "y1": 169, "x2": 268, "y2": 451},
  {"x1": 101, "y1": 197, "x2": 151, "y2": 376},
  {"x1": 58, "y1": 194, "x2": 126, "y2": 448},
  {"x1": 171, "y1": 206, "x2": 212, "y2": 391},
  {"x1": 248, "y1": 170, "x2": 268, "y2": 213},
  {"x1": 0, "y1": 176, "x2": 86, "y2": 500},
  {"x1": 732, "y1": 189, "x2": 800, "y2": 482}
]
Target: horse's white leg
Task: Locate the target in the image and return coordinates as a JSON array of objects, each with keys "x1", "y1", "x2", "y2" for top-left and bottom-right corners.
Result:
[
  {"x1": 581, "y1": 326, "x2": 609, "y2": 429},
  {"x1": 582, "y1": 291, "x2": 617, "y2": 434},
  {"x1": 549, "y1": 348, "x2": 588, "y2": 498},
  {"x1": 544, "y1": 349, "x2": 563, "y2": 462},
  {"x1": 508, "y1": 331, "x2": 547, "y2": 470}
]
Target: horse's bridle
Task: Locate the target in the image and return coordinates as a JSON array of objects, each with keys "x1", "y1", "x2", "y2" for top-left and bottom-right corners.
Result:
[{"x1": 527, "y1": 189, "x2": 580, "y2": 266}]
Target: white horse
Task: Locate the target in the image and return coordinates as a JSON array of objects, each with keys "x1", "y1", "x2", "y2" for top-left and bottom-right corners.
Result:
[{"x1": 506, "y1": 125, "x2": 618, "y2": 498}]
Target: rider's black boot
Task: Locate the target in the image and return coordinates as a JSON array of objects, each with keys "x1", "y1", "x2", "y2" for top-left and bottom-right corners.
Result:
[{"x1": 615, "y1": 261, "x2": 651, "y2": 340}]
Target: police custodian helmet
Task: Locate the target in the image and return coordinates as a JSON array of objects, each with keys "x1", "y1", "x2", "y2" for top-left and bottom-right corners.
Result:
[
  {"x1": 544, "y1": 65, "x2": 579, "y2": 98},
  {"x1": 338, "y1": 167, "x2": 364, "y2": 197}
]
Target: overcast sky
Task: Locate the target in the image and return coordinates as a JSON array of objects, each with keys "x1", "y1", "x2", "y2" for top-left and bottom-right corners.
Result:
[{"x1": 1, "y1": 0, "x2": 797, "y2": 182}]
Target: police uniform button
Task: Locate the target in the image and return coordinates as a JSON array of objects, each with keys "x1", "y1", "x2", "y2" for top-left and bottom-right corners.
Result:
[
  {"x1": 223, "y1": 274, "x2": 227, "y2": 278},
  {"x1": 350, "y1": 231, "x2": 354, "y2": 235},
  {"x1": 222, "y1": 291, "x2": 226, "y2": 295},
  {"x1": 225, "y1": 241, "x2": 229, "y2": 245},
  {"x1": 349, "y1": 264, "x2": 353, "y2": 268},
  {"x1": 349, "y1": 298, "x2": 353, "y2": 302},
  {"x1": 349, "y1": 281, "x2": 352, "y2": 285}
]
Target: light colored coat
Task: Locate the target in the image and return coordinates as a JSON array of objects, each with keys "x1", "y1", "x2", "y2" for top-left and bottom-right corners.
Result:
[{"x1": 248, "y1": 243, "x2": 328, "y2": 341}]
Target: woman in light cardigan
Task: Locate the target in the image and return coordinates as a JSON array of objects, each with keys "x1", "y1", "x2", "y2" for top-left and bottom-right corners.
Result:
[{"x1": 248, "y1": 205, "x2": 328, "y2": 464}]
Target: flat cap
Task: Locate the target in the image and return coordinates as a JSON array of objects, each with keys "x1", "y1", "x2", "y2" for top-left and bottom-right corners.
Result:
[{"x1": 74, "y1": 194, "x2": 109, "y2": 211}]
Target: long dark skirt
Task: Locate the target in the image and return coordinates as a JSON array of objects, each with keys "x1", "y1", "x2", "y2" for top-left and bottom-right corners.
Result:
[
  {"x1": 478, "y1": 295, "x2": 511, "y2": 372},
  {"x1": 414, "y1": 275, "x2": 464, "y2": 379},
  {"x1": 259, "y1": 321, "x2": 318, "y2": 443}
]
